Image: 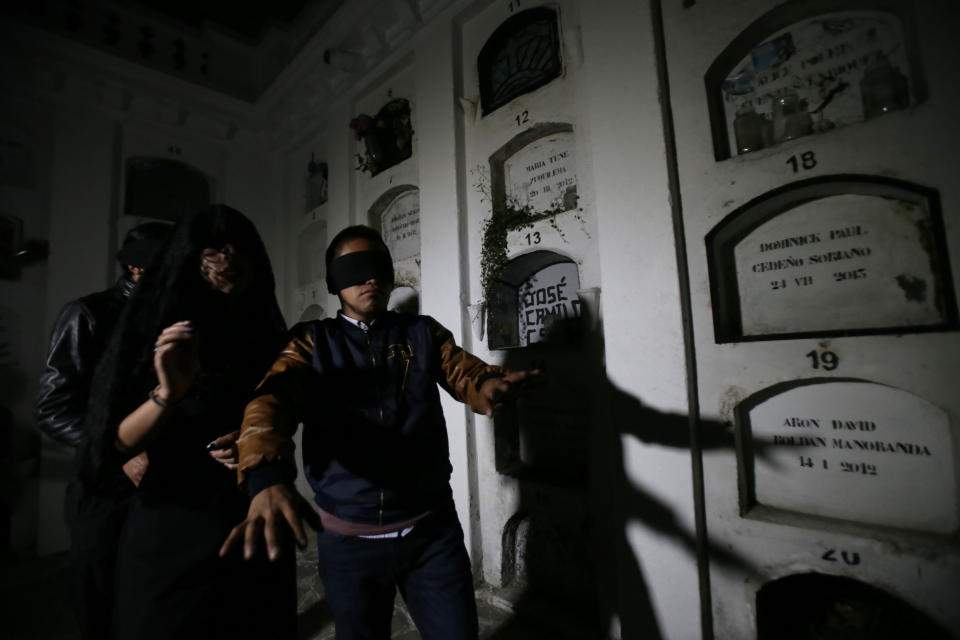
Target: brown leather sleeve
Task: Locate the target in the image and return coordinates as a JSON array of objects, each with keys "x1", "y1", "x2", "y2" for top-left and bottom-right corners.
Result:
[
  {"x1": 236, "y1": 324, "x2": 315, "y2": 483},
  {"x1": 431, "y1": 317, "x2": 508, "y2": 414}
]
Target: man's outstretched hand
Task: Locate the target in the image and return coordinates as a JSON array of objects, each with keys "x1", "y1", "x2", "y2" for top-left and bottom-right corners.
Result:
[
  {"x1": 219, "y1": 483, "x2": 320, "y2": 561},
  {"x1": 477, "y1": 369, "x2": 542, "y2": 418}
]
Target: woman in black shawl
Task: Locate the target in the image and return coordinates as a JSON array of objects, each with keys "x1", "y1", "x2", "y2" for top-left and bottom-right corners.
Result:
[{"x1": 78, "y1": 205, "x2": 296, "y2": 640}]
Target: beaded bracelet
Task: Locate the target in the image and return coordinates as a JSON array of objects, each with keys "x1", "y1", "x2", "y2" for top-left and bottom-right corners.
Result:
[{"x1": 148, "y1": 386, "x2": 180, "y2": 409}]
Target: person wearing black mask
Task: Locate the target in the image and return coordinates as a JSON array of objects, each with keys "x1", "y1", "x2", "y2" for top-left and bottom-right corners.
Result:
[{"x1": 36, "y1": 221, "x2": 169, "y2": 639}]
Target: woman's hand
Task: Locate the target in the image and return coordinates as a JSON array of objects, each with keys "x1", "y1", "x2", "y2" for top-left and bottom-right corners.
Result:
[
  {"x1": 153, "y1": 321, "x2": 200, "y2": 403},
  {"x1": 121, "y1": 451, "x2": 149, "y2": 486},
  {"x1": 207, "y1": 431, "x2": 240, "y2": 470}
]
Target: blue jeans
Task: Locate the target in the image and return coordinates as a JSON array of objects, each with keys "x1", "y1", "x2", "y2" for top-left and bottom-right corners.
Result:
[{"x1": 315, "y1": 505, "x2": 478, "y2": 640}]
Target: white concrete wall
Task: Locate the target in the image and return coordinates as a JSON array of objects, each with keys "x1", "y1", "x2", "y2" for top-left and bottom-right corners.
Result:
[{"x1": 579, "y1": 2, "x2": 700, "y2": 637}]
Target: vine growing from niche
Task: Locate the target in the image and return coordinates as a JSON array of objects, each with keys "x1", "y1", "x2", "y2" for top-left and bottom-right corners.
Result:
[{"x1": 472, "y1": 166, "x2": 570, "y2": 305}]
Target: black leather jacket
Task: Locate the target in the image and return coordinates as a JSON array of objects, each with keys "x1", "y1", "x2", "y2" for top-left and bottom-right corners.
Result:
[{"x1": 35, "y1": 277, "x2": 136, "y2": 446}]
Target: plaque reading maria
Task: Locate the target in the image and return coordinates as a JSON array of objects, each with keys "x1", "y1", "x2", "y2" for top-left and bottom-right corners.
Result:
[
  {"x1": 707, "y1": 177, "x2": 958, "y2": 341},
  {"x1": 743, "y1": 381, "x2": 956, "y2": 534},
  {"x1": 706, "y1": 7, "x2": 923, "y2": 159},
  {"x1": 503, "y1": 131, "x2": 577, "y2": 214}
]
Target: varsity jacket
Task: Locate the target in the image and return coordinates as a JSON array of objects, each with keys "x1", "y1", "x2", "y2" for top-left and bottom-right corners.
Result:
[{"x1": 238, "y1": 312, "x2": 506, "y2": 526}]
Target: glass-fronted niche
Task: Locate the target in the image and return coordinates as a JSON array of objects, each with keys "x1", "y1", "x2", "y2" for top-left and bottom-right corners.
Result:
[
  {"x1": 705, "y1": 2, "x2": 926, "y2": 159},
  {"x1": 478, "y1": 6, "x2": 563, "y2": 116}
]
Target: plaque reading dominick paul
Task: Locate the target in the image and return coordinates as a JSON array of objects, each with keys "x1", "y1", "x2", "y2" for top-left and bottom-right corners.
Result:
[
  {"x1": 736, "y1": 193, "x2": 942, "y2": 336},
  {"x1": 708, "y1": 178, "x2": 957, "y2": 341},
  {"x1": 746, "y1": 381, "x2": 955, "y2": 534}
]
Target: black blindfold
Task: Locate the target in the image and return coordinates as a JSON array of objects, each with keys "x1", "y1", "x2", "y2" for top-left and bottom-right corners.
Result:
[{"x1": 327, "y1": 250, "x2": 394, "y2": 294}]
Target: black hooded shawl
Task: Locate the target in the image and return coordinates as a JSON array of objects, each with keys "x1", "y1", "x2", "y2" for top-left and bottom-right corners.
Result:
[{"x1": 77, "y1": 204, "x2": 287, "y2": 494}]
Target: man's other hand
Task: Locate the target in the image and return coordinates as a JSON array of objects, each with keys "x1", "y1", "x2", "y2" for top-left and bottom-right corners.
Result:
[{"x1": 477, "y1": 369, "x2": 542, "y2": 418}]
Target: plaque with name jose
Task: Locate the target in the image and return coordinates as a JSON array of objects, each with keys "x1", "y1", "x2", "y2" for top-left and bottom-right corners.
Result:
[
  {"x1": 503, "y1": 131, "x2": 577, "y2": 214},
  {"x1": 487, "y1": 250, "x2": 581, "y2": 349},
  {"x1": 707, "y1": 176, "x2": 958, "y2": 341},
  {"x1": 743, "y1": 381, "x2": 956, "y2": 534},
  {"x1": 517, "y1": 261, "x2": 581, "y2": 346}
]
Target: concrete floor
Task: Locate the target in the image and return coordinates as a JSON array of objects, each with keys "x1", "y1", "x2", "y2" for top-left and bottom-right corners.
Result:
[{"x1": 0, "y1": 532, "x2": 593, "y2": 640}]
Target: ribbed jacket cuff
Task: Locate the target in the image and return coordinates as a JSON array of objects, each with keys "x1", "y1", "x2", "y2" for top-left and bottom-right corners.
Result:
[{"x1": 247, "y1": 461, "x2": 297, "y2": 497}]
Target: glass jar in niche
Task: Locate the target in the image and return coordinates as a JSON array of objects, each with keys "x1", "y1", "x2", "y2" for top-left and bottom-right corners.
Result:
[
  {"x1": 772, "y1": 92, "x2": 813, "y2": 143},
  {"x1": 861, "y1": 52, "x2": 910, "y2": 120},
  {"x1": 734, "y1": 104, "x2": 773, "y2": 154}
]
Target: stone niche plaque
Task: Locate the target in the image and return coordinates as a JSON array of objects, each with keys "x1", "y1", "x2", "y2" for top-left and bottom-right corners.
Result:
[
  {"x1": 707, "y1": 176, "x2": 958, "y2": 341},
  {"x1": 503, "y1": 131, "x2": 577, "y2": 213},
  {"x1": 370, "y1": 186, "x2": 421, "y2": 308},
  {"x1": 741, "y1": 381, "x2": 956, "y2": 534},
  {"x1": 517, "y1": 262, "x2": 581, "y2": 346},
  {"x1": 706, "y1": 5, "x2": 924, "y2": 159},
  {"x1": 380, "y1": 189, "x2": 420, "y2": 262},
  {"x1": 488, "y1": 250, "x2": 581, "y2": 350}
]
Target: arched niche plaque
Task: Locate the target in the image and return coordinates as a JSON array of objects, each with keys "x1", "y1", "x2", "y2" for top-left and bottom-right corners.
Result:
[
  {"x1": 369, "y1": 185, "x2": 420, "y2": 313},
  {"x1": 707, "y1": 175, "x2": 958, "y2": 342},
  {"x1": 297, "y1": 219, "x2": 326, "y2": 287},
  {"x1": 737, "y1": 380, "x2": 956, "y2": 534},
  {"x1": 478, "y1": 7, "x2": 563, "y2": 116},
  {"x1": 705, "y1": 1, "x2": 926, "y2": 159},
  {"x1": 504, "y1": 130, "x2": 577, "y2": 214},
  {"x1": 490, "y1": 123, "x2": 576, "y2": 216},
  {"x1": 488, "y1": 250, "x2": 581, "y2": 350},
  {"x1": 124, "y1": 157, "x2": 213, "y2": 221}
]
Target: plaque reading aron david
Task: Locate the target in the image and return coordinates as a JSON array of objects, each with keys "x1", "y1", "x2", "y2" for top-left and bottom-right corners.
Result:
[
  {"x1": 743, "y1": 381, "x2": 956, "y2": 534},
  {"x1": 707, "y1": 176, "x2": 958, "y2": 341}
]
